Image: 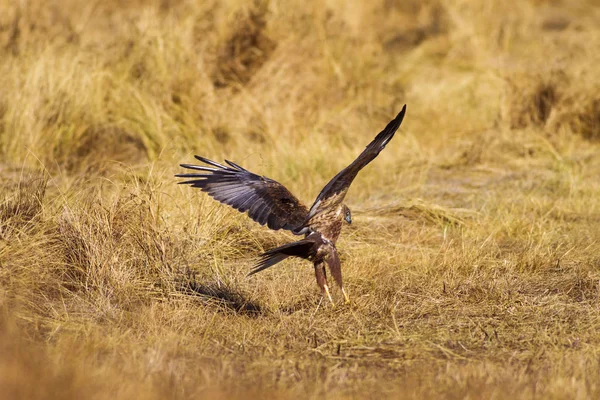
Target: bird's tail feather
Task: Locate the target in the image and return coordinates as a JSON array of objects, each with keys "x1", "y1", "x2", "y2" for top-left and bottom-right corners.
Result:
[{"x1": 248, "y1": 239, "x2": 314, "y2": 276}]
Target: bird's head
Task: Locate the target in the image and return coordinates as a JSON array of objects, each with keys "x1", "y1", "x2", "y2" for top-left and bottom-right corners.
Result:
[{"x1": 342, "y1": 204, "x2": 352, "y2": 225}]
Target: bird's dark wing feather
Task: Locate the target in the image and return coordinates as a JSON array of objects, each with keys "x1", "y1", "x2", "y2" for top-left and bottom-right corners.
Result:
[
  {"x1": 176, "y1": 156, "x2": 308, "y2": 232},
  {"x1": 247, "y1": 237, "x2": 317, "y2": 276},
  {"x1": 307, "y1": 105, "x2": 407, "y2": 220}
]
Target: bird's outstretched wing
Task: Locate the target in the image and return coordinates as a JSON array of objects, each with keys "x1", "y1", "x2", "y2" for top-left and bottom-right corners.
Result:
[
  {"x1": 176, "y1": 156, "x2": 308, "y2": 232},
  {"x1": 305, "y1": 105, "x2": 406, "y2": 221}
]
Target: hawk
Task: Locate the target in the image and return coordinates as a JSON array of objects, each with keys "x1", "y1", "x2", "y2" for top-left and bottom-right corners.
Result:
[{"x1": 176, "y1": 105, "x2": 406, "y2": 305}]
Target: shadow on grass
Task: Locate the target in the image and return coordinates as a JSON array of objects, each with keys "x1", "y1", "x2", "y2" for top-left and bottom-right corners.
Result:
[{"x1": 179, "y1": 278, "x2": 263, "y2": 316}]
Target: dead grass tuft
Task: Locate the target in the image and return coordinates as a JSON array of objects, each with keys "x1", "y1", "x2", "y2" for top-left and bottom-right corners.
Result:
[
  {"x1": 59, "y1": 125, "x2": 148, "y2": 173},
  {"x1": 54, "y1": 188, "x2": 194, "y2": 302},
  {"x1": 382, "y1": 1, "x2": 449, "y2": 52},
  {"x1": 213, "y1": 0, "x2": 277, "y2": 88},
  {"x1": 0, "y1": 171, "x2": 47, "y2": 239},
  {"x1": 504, "y1": 71, "x2": 566, "y2": 129},
  {"x1": 555, "y1": 96, "x2": 600, "y2": 141}
]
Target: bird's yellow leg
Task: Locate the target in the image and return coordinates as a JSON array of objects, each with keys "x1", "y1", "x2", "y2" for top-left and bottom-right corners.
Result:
[
  {"x1": 341, "y1": 287, "x2": 350, "y2": 304},
  {"x1": 323, "y1": 284, "x2": 335, "y2": 306}
]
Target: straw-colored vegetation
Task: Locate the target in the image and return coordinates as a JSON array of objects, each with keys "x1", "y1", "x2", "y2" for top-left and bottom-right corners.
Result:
[{"x1": 1, "y1": 0, "x2": 599, "y2": 398}]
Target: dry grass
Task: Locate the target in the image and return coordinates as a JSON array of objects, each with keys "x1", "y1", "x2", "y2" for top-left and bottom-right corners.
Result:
[{"x1": 1, "y1": 0, "x2": 600, "y2": 398}]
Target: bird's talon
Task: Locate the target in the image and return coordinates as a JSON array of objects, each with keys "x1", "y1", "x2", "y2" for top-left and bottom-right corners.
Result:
[
  {"x1": 341, "y1": 287, "x2": 350, "y2": 304},
  {"x1": 324, "y1": 284, "x2": 334, "y2": 304}
]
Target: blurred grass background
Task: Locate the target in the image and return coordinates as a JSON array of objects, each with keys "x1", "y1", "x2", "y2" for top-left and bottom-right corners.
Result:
[{"x1": 0, "y1": 0, "x2": 599, "y2": 398}]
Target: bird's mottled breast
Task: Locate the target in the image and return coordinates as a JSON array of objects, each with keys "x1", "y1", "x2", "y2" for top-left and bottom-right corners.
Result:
[{"x1": 307, "y1": 212, "x2": 343, "y2": 243}]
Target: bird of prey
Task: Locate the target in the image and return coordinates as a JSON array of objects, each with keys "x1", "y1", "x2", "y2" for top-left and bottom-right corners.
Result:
[{"x1": 176, "y1": 105, "x2": 406, "y2": 305}]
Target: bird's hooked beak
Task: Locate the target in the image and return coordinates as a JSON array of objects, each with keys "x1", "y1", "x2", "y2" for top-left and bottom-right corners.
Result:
[{"x1": 345, "y1": 213, "x2": 352, "y2": 224}]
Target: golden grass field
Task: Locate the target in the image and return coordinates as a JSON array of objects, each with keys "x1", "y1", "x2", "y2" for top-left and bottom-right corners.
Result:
[{"x1": 1, "y1": 0, "x2": 600, "y2": 398}]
